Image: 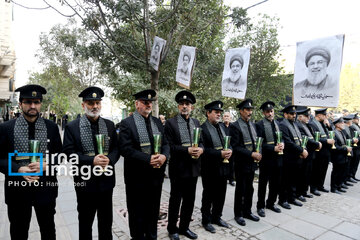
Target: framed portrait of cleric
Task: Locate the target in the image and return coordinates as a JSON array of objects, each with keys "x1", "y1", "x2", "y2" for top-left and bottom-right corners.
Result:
[
  {"x1": 221, "y1": 47, "x2": 250, "y2": 99},
  {"x1": 293, "y1": 34, "x2": 344, "y2": 107},
  {"x1": 149, "y1": 36, "x2": 166, "y2": 71},
  {"x1": 176, "y1": 45, "x2": 196, "y2": 89}
]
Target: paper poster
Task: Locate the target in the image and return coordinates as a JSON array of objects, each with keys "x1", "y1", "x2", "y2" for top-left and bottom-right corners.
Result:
[{"x1": 176, "y1": 45, "x2": 196, "y2": 89}]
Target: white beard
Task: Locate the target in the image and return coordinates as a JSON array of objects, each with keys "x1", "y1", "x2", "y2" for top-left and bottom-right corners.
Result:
[
  {"x1": 85, "y1": 107, "x2": 101, "y2": 118},
  {"x1": 307, "y1": 69, "x2": 327, "y2": 85},
  {"x1": 229, "y1": 71, "x2": 241, "y2": 83}
]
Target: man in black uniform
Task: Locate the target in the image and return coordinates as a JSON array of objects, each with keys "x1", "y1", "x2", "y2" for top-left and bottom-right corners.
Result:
[
  {"x1": 200, "y1": 101, "x2": 232, "y2": 233},
  {"x1": 255, "y1": 101, "x2": 283, "y2": 217},
  {"x1": 0, "y1": 84, "x2": 62, "y2": 240},
  {"x1": 119, "y1": 89, "x2": 169, "y2": 240},
  {"x1": 279, "y1": 105, "x2": 308, "y2": 209},
  {"x1": 165, "y1": 90, "x2": 204, "y2": 240},
  {"x1": 230, "y1": 99, "x2": 261, "y2": 226},
  {"x1": 63, "y1": 86, "x2": 120, "y2": 240},
  {"x1": 343, "y1": 114, "x2": 359, "y2": 185},
  {"x1": 308, "y1": 108, "x2": 334, "y2": 195},
  {"x1": 296, "y1": 107, "x2": 322, "y2": 200},
  {"x1": 331, "y1": 117, "x2": 352, "y2": 194},
  {"x1": 349, "y1": 113, "x2": 360, "y2": 181}
]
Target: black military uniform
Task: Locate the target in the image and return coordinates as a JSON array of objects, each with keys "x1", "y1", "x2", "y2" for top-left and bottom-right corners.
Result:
[
  {"x1": 200, "y1": 101, "x2": 231, "y2": 233},
  {"x1": 62, "y1": 87, "x2": 120, "y2": 240},
  {"x1": 308, "y1": 108, "x2": 332, "y2": 194},
  {"x1": 0, "y1": 85, "x2": 61, "y2": 240},
  {"x1": 230, "y1": 99, "x2": 260, "y2": 225},
  {"x1": 119, "y1": 89, "x2": 170, "y2": 240},
  {"x1": 165, "y1": 91, "x2": 203, "y2": 240},
  {"x1": 255, "y1": 101, "x2": 282, "y2": 216},
  {"x1": 342, "y1": 115, "x2": 357, "y2": 186},
  {"x1": 349, "y1": 113, "x2": 360, "y2": 181},
  {"x1": 331, "y1": 117, "x2": 350, "y2": 193},
  {"x1": 296, "y1": 107, "x2": 321, "y2": 200},
  {"x1": 279, "y1": 105, "x2": 305, "y2": 208}
]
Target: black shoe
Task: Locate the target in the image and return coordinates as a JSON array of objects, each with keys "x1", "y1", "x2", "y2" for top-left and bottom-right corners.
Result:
[
  {"x1": 229, "y1": 181, "x2": 236, "y2": 186},
  {"x1": 257, "y1": 208, "x2": 265, "y2": 217},
  {"x1": 266, "y1": 205, "x2": 281, "y2": 213},
  {"x1": 338, "y1": 188, "x2": 346, "y2": 193},
  {"x1": 179, "y1": 229, "x2": 198, "y2": 239},
  {"x1": 318, "y1": 187, "x2": 329, "y2": 193},
  {"x1": 341, "y1": 184, "x2": 349, "y2": 189},
  {"x1": 235, "y1": 216, "x2": 246, "y2": 226},
  {"x1": 169, "y1": 233, "x2": 180, "y2": 240},
  {"x1": 212, "y1": 218, "x2": 229, "y2": 228},
  {"x1": 345, "y1": 181, "x2": 354, "y2": 186},
  {"x1": 244, "y1": 213, "x2": 260, "y2": 222},
  {"x1": 310, "y1": 190, "x2": 321, "y2": 196},
  {"x1": 289, "y1": 199, "x2": 303, "y2": 207},
  {"x1": 331, "y1": 189, "x2": 342, "y2": 194},
  {"x1": 202, "y1": 223, "x2": 216, "y2": 233},
  {"x1": 304, "y1": 193, "x2": 313, "y2": 198},
  {"x1": 348, "y1": 178, "x2": 357, "y2": 183},
  {"x1": 279, "y1": 201, "x2": 291, "y2": 209},
  {"x1": 297, "y1": 196, "x2": 307, "y2": 202}
]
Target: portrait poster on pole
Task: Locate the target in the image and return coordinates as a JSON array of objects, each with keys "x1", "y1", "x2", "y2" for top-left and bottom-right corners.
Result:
[
  {"x1": 150, "y1": 36, "x2": 167, "y2": 71},
  {"x1": 221, "y1": 47, "x2": 250, "y2": 99},
  {"x1": 293, "y1": 34, "x2": 344, "y2": 107},
  {"x1": 176, "y1": 45, "x2": 196, "y2": 89}
]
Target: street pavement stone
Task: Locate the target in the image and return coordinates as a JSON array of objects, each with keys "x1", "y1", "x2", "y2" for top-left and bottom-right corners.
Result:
[{"x1": 1, "y1": 158, "x2": 360, "y2": 239}]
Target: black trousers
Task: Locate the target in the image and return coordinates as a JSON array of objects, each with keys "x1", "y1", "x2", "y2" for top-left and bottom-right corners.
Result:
[
  {"x1": 167, "y1": 177, "x2": 198, "y2": 234},
  {"x1": 76, "y1": 189, "x2": 113, "y2": 240},
  {"x1": 7, "y1": 200, "x2": 56, "y2": 240},
  {"x1": 297, "y1": 156, "x2": 313, "y2": 196},
  {"x1": 279, "y1": 161, "x2": 300, "y2": 203},
  {"x1": 125, "y1": 178, "x2": 163, "y2": 240},
  {"x1": 257, "y1": 164, "x2": 281, "y2": 209},
  {"x1": 311, "y1": 153, "x2": 330, "y2": 190},
  {"x1": 234, "y1": 170, "x2": 254, "y2": 217},
  {"x1": 201, "y1": 175, "x2": 227, "y2": 224},
  {"x1": 331, "y1": 162, "x2": 346, "y2": 190},
  {"x1": 350, "y1": 149, "x2": 360, "y2": 178}
]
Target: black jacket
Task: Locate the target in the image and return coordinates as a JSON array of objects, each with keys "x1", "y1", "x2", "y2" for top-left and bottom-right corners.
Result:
[
  {"x1": 279, "y1": 119, "x2": 303, "y2": 163},
  {"x1": 119, "y1": 115, "x2": 170, "y2": 184},
  {"x1": 332, "y1": 129, "x2": 349, "y2": 164},
  {"x1": 164, "y1": 116, "x2": 203, "y2": 179},
  {"x1": 0, "y1": 118, "x2": 61, "y2": 204},
  {"x1": 62, "y1": 117, "x2": 120, "y2": 192}
]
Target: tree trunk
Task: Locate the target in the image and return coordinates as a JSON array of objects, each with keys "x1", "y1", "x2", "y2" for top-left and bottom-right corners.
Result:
[{"x1": 151, "y1": 70, "x2": 160, "y2": 117}]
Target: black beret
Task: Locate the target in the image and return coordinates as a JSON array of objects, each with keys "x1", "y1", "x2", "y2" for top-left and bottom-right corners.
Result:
[
  {"x1": 343, "y1": 114, "x2": 354, "y2": 121},
  {"x1": 260, "y1": 101, "x2": 275, "y2": 111},
  {"x1": 15, "y1": 84, "x2": 47, "y2": 100},
  {"x1": 305, "y1": 47, "x2": 331, "y2": 67},
  {"x1": 230, "y1": 54, "x2": 244, "y2": 69},
  {"x1": 204, "y1": 100, "x2": 223, "y2": 111},
  {"x1": 333, "y1": 117, "x2": 344, "y2": 125},
  {"x1": 314, "y1": 108, "x2": 328, "y2": 115},
  {"x1": 175, "y1": 90, "x2": 196, "y2": 104},
  {"x1": 296, "y1": 106, "x2": 311, "y2": 116},
  {"x1": 133, "y1": 89, "x2": 156, "y2": 101},
  {"x1": 79, "y1": 86, "x2": 104, "y2": 101},
  {"x1": 281, "y1": 104, "x2": 297, "y2": 113},
  {"x1": 236, "y1": 99, "x2": 254, "y2": 110}
]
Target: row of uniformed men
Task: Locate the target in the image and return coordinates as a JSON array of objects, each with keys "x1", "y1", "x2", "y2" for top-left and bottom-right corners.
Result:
[{"x1": 0, "y1": 84, "x2": 359, "y2": 240}]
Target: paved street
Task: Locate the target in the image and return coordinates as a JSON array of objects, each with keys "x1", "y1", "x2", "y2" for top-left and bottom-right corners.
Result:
[{"x1": 1, "y1": 157, "x2": 360, "y2": 240}]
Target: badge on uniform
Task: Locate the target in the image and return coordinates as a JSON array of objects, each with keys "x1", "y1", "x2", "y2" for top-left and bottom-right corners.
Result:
[
  {"x1": 92, "y1": 93, "x2": 97, "y2": 98},
  {"x1": 32, "y1": 91, "x2": 37, "y2": 97},
  {"x1": 148, "y1": 94, "x2": 151, "y2": 99}
]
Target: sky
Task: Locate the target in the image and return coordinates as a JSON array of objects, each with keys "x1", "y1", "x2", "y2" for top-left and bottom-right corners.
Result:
[{"x1": 11, "y1": 0, "x2": 360, "y2": 88}]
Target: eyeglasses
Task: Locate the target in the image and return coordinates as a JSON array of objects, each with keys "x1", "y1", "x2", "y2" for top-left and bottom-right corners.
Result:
[{"x1": 22, "y1": 100, "x2": 41, "y2": 105}]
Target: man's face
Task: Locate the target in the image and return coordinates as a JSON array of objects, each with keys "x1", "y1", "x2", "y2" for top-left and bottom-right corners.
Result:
[
  {"x1": 207, "y1": 110, "x2": 222, "y2": 124},
  {"x1": 336, "y1": 122, "x2": 345, "y2": 130},
  {"x1": 230, "y1": 60, "x2": 242, "y2": 74},
  {"x1": 316, "y1": 113, "x2": 326, "y2": 122},
  {"x1": 353, "y1": 118, "x2": 359, "y2": 124},
  {"x1": 346, "y1": 120, "x2": 353, "y2": 126},
  {"x1": 307, "y1": 55, "x2": 328, "y2": 85},
  {"x1": 223, "y1": 112, "x2": 231, "y2": 123},
  {"x1": 178, "y1": 100, "x2": 192, "y2": 116},
  {"x1": 240, "y1": 108, "x2": 252, "y2": 122},
  {"x1": 154, "y1": 45, "x2": 160, "y2": 54},
  {"x1": 82, "y1": 100, "x2": 102, "y2": 118},
  {"x1": 284, "y1": 112, "x2": 296, "y2": 122},
  {"x1": 135, "y1": 100, "x2": 152, "y2": 117},
  {"x1": 19, "y1": 98, "x2": 42, "y2": 117},
  {"x1": 263, "y1": 109, "x2": 274, "y2": 121},
  {"x1": 298, "y1": 114, "x2": 310, "y2": 124}
]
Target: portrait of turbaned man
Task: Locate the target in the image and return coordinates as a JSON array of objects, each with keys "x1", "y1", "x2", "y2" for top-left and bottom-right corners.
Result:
[
  {"x1": 176, "y1": 45, "x2": 196, "y2": 89},
  {"x1": 293, "y1": 34, "x2": 344, "y2": 107},
  {"x1": 221, "y1": 47, "x2": 250, "y2": 99},
  {"x1": 149, "y1": 36, "x2": 166, "y2": 71}
]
